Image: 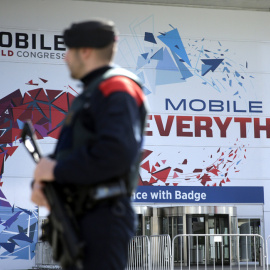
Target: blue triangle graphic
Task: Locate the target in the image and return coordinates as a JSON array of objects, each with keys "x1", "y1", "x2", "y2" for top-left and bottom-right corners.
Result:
[
  {"x1": 141, "y1": 53, "x2": 148, "y2": 60},
  {"x1": 0, "y1": 242, "x2": 15, "y2": 253},
  {"x1": 201, "y1": 59, "x2": 224, "y2": 76},
  {"x1": 136, "y1": 55, "x2": 148, "y2": 70},
  {"x1": 171, "y1": 51, "x2": 193, "y2": 80},
  {"x1": 156, "y1": 70, "x2": 185, "y2": 85},
  {"x1": 202, "y1": 64, "x2": 212, "y2": 76},
  {"x1": 17, "y1": 119, "x2": 24, "y2": 129},
  {"x1": 144, "y1": 32, "x2": 157, "y2": 44},
  {"x1": 143, "y1": 86, "x2": 152, "y2": 95},
  {"x1": 158, "y1": 28, "x2": 191, "y2": 67},
  {"x1": 151, "y1": 48, "x2": 163, "y2": 60},
  {"x1": 137, "y1": 72, "x2": 145, "y2": 84},
  {"x1": 156, "y1": 48, "x2": 178, "y2": 71}
]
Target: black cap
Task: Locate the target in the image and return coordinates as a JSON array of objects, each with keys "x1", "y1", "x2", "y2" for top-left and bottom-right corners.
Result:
[{"x1": 63, "y1": 20, "x2": 117, "y2": 48}]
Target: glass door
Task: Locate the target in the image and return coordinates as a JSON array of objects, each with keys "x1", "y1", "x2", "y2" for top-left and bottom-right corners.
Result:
[
  {"x1": 186, "y1": 215, "x2": 205, "y2": 264},
  {"x1": 208, "y1": 215, "x2": 229, "y2": 265}
]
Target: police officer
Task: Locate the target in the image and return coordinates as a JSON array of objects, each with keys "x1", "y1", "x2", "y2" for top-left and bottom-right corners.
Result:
[{"x1": 31, "y1": 19, "x2": 147, "y2": 270}]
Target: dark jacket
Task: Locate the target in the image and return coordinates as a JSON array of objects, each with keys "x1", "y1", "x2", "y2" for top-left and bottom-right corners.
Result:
[{"x1": 53, "y1": 66, "x2": 147, "y2": 187}]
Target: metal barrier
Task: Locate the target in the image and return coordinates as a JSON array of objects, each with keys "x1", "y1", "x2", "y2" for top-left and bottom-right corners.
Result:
[
  {"x1": 35, "y1": 241, "x2": 59, "y2": 267},
  {"x1": 126, "y1": 235, "x2": 150, "y2": 270},
  {"x1": 265, "y1": 235, "x2": 270, "y2": 270},
  {"x1": 34, "y1": 234, "x2": 267, "y2": 270},
  {"x1": 172, "y1": 234, "x2": 265, "y2": 270},
  {"x1": 150, "y1": 234, "x2": 172, "y2": 270}
]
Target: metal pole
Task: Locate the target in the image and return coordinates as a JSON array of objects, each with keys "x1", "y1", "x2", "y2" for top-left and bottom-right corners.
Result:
[
  {"x1": 246, "y1": 236, "x2": 248, "y2": 270},
  {"x1": 221, "y1": 236, "x2": 224, "y2": 270},
  {"x1": 196, "y1": 235, "x2": 199, "y2": 269},
  {"x1": 229, "y1": 235, "x2": 232, "y2": 270},
  {"x1": 205, "y1": 235, "x2": 207, "y2": 270}
]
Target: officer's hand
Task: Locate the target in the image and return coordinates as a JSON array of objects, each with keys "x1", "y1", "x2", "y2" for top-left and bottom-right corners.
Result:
[
  {"x1": 31, "y1": 181, "x2": 50, "y2": 210},
  {"x1": 34, "y1": 157, "x2": 56, "y2": 183}
]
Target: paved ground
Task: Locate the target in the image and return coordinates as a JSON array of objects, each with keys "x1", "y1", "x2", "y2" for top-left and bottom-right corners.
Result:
[{"x1": 28, "y1": 266, "x2": 266, "y2": 270}]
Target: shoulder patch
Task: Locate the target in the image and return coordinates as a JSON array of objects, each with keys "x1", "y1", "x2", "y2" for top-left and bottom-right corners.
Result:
[{"x1": 99, "y1": 76, "x2": 144, "y2": 106}]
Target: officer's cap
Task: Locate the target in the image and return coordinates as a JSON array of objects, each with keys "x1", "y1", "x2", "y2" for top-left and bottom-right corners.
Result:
[{"x1": 64, "y1": 20, "x2": 117, "y2": 48}]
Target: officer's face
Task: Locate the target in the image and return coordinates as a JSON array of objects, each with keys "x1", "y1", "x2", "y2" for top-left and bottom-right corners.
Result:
[{"x1": 65, "y1": 48, "x2": 85, "y2": 79}]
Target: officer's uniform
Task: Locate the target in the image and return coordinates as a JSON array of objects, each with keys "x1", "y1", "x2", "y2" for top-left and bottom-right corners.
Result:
[{"x1": 50, "y1": 21, "x2": 147, "y2": 270}]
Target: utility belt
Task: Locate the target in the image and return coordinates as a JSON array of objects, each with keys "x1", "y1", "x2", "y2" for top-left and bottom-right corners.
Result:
[{"x1": 62, "y1": 179, "x2": 129, "y2": 216}]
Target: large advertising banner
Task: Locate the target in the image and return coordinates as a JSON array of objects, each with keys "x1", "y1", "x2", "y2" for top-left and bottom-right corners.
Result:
[
  {"x1": 1, "y1": 0, "x2": 270, "y2": 268},
  {"x1": 123, "y1": 21, "x2": 269, "y2": 203}
]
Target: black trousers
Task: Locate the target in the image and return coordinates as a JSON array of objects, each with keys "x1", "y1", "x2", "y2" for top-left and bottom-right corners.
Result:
[{"x1": 66, "y1": 196, "x2": 136, "y2": 270}]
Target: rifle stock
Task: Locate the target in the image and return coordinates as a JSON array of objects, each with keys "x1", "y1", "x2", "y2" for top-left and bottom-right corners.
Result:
[{"x1": 21, "y1": 120, "x2": 84, "y2": 268}]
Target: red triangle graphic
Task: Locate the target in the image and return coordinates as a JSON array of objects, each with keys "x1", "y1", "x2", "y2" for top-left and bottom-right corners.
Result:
[
  {"x1": 43, "y1": 122, "x2": 50, "y2": 130},
  {"x1": 141, "y1": 149, "x2": 153, "y2": 161},
  {"x1": 152, "y1": 167, "x2": 171, "y2": 182},
  {"x1": 182, "y1": 159, "x2": 187, "y2": 164},
  {"x1": 3, "y1": 146, "x2": 18, "y2": 157},
  {"x1": 28, "y1": 88, "x2": 41, "y2": 99},
  {"x1": 32, "y1": 109, "x2": 45, "y2": 125},
  {"x1": 12, "y1": 97, "x2": 22, "y2": 107},
  {"x1": 18, "y1": 106, "x2": 32, "y2": 121},
  {"x1": 35, "y1": 89, "x2": 49, "y2": 102},
  {"x1": 0, "y1": 153, "x2": 4, "y2": 174},
  {"x1": 37, "y1": 102, "x2": 50, "y2": 119},
  {"x1": 23, "y1": 93, "x2": 34, "y2": 104},
  {"x1": 39, "y1": 78, "x2": 48, "y2": 83},
  {"x1": 67, "y1": 93, "x2": 76, "y2": 109},
  {"x1": 51, "y1": 107, "x2": 66, "y2": 128},
  {"x1": 35, "y1": 129, "x2": 44, "y2": 139},
  {"x1": 47, "y1": 126, "x2": 62, "y2": 139},
  {"x1": 12, "y1": 104, "x2": 28, "y2": 121},
  {"x1": 52, "y1": 93, "x2": 68, "y2": 112},
  {"x1": 46, "y1": 90, "x2": 62, "y2": 102},
  {"x1": 0, "y1": 130, "x2": 12, "y2": 145},
  {"x1": 173, "y1": 172, "x2": 178, "y2": 179},
  {"x1": 140, "y1": 160, "x2": 150, "y2": 172},
  {"x1": 151, "y1": 166, "x2": 156, "y2": 173},
  {"x1": 149, "y1": 176, "x2": 157, "y2": 184},
  {"x1": 12, "y1": 128, "x2": 22, "y2": 142}
]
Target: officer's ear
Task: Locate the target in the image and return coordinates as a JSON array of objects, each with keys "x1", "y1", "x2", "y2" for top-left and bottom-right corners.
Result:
[{"x1": 80, "y1": 47, "x2": 93, "y2": 61}]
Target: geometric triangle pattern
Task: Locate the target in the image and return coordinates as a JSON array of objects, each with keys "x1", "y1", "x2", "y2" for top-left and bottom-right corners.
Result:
[
  {"x1": 157, "y1": 28, "x2": 191, "y2": 67},
  {"x1": 0, "y1": 88, "x2": 76, "y2": 147},
  {"x1": 151, "y1": 48, "x2": 163, "y2": 60},
  {"x1": 201, "y1": 59, "x2": 224, "y2": 76},
  {"x1": 144, "y1": 32, "x2": 157, "y2": 44},
  {"x1": 152, "y1": 167, "x2": 171, "y2": 182},
  {"x1": 0, "y1": 82, "x2": 76, "y2": 261}
]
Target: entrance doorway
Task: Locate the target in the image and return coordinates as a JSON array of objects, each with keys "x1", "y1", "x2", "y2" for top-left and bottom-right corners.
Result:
[
  {"x1": 186, "y1": 214, "x2": 229, "y2": 265},
  {"x1": 208, "y1": 215, "x2": 229, "y2": 264}
]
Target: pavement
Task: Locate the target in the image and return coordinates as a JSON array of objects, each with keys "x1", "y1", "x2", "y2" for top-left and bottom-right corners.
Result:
[{"x1": 27, "y1": 264, "x2": 266, "y2": 270}]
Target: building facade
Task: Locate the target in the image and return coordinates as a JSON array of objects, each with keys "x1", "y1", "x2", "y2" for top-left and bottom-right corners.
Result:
[{"x1": 0, "y1": 0, "x2": 270, "y2": 268}]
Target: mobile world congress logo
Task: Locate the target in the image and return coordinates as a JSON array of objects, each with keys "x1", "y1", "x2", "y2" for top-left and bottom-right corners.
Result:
[{"x1": 0, "y1": 29, "x2": 66, "y2": 62}]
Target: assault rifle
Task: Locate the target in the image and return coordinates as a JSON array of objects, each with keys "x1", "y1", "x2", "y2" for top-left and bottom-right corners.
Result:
[{"x1": 21, "y1": 120, "x2": 84, "y2": 269}]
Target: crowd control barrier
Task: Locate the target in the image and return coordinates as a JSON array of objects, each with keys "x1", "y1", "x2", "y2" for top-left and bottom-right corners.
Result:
[
  {"x1": 35, "y1": 241, "x2": 59, "y2": 267},
  {"x1": 172, "y1": 234, "x2": 265, "y2": 270},
  {"x1": 265, "y1": 235, "x2": 270, "y2": 270},
  {"x1": 35, "y1": 234, "x2": 267, "y2": 270},
  {"x1": 126, "y1": 235, "x2": 150, "y2": 270},
  {"x1": 150, "y1": 234, "x2": 172, "y2": 270}
]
